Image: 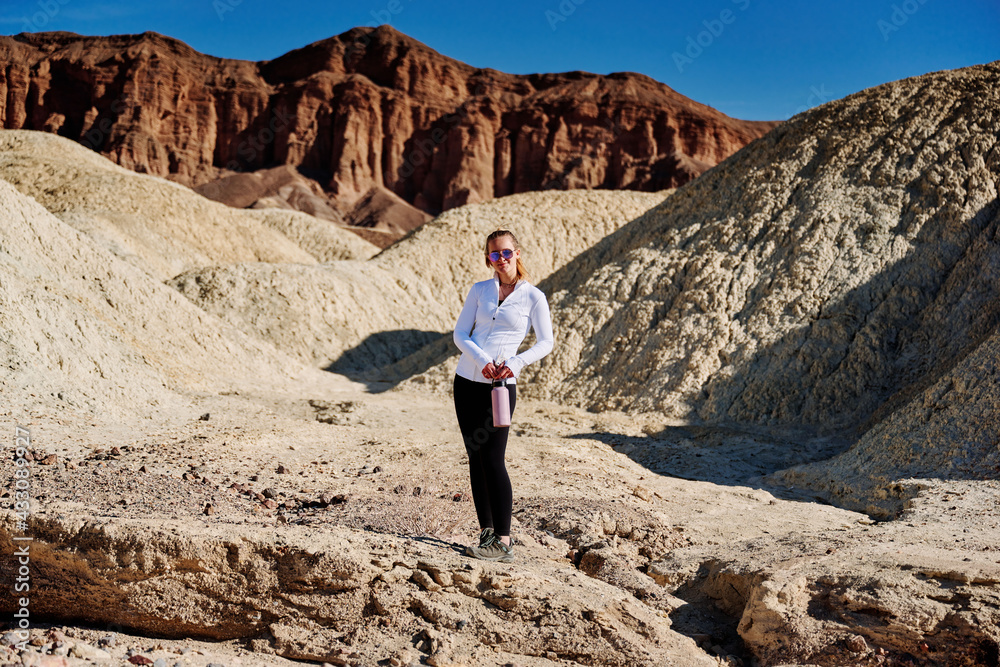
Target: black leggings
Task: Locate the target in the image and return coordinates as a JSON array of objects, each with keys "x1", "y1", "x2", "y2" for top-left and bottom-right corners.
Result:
[{"x1": 453, "y1": 374, "x2": 518, "y2": 537}]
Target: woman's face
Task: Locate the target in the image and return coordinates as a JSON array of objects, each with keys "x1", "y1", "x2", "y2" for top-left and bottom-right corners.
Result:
[{"x1": 486, "y1": 236, "x2": 519, "y2": 274}]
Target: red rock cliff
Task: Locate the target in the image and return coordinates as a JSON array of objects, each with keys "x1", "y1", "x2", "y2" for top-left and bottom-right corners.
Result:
[{"x1": 0, "y1": 26, "x2": 779, "y2": 214}]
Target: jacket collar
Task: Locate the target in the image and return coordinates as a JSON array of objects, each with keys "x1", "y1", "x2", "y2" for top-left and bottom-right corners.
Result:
[{"x1": 493, "y1": 271, "x2": 523, "y2": 296}]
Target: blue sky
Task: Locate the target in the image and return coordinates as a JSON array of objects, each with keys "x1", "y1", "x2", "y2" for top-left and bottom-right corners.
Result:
[{"x1": 2, "y1": 0, "x2": 998, "y2": 120}]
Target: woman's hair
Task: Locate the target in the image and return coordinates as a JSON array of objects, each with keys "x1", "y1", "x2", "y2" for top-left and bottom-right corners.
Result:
[{"x1": 484, "y1": 229, "x2": 530, "y2": 281}]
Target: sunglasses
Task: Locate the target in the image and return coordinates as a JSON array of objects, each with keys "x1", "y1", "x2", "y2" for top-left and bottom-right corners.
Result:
[{"x1": 488, "y1": 249, "x2": 515, "y2": 262}]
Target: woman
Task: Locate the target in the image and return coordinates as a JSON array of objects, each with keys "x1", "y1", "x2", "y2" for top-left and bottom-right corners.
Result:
[{"x1": 453, "y1": 229, "x2": 554, "y2": 562}]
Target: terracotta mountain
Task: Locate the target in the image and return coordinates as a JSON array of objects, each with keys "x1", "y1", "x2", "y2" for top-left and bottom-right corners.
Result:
[{"x1": 0, "y1": 27, "x2": 777, "y2": 240}]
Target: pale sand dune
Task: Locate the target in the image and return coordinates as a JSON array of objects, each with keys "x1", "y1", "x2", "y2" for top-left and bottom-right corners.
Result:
[
  {"x1": 0, "y1": 130, "x2": 378, "y2": 281},
  {"x1": 169, "y1": 188, "x2": 672, "y2": 372},
  {"x1": 510, "y1": 62, "x2": 1000, "y2": 434},
  {"x1": 0, "y1": 177, "x2": 317, "y2": 422}
]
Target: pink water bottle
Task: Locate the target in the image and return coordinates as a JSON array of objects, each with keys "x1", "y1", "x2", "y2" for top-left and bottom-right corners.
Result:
[{"x1": 491, "y1": 378, "x2": 511, "y2": 427}]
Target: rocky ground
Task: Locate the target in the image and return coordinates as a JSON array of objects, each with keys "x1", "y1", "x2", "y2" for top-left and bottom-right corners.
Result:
[{"x1": 3, "y1": 369, "x2": 998, "y2": 667}]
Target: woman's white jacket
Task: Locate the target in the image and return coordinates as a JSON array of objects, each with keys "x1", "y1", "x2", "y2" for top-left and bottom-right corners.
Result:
[{"x1": 453, "y1": 273, "x2": 554, "y2": 384}]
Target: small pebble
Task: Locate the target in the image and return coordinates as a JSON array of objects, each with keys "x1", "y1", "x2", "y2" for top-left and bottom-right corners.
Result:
[
  {"x1": 846, "y1": 635, "x2": 868, "y2": 653},
  {"x1": 632, "y1": 485, "x2": 652, "y2": 501},
  {"x1": 69, "y1": 641, "x2": 111, "y2": 660}
]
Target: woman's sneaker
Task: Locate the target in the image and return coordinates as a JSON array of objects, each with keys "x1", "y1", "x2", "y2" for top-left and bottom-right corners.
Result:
[
  {"x1": 465, "y1": 527, "x2": 495, "y2": 556},
  {"x1": 470, "y1": 536, "x2": 514, "y2": 562}
]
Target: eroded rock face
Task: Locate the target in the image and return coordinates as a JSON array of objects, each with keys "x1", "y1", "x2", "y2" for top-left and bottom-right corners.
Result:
[
  {"x1": 0, "y1": 512, "x2": 717, "y2": 667},
  {"x1": 0, "y1": 27, "x2": 776, "y2": 220},
  {"x1": 773, "y1": 311, "x2": 1000, "y2": 517},
  {"x1": 649, "y1": 483, "x2": 1000, "y2": 666},
  {"x1": 516, "y1": 61, "x2": 1000, "y2": 436}
]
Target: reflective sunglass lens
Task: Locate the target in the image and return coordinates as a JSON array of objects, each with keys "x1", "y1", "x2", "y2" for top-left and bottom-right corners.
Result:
[{"x1": 489, "y1": 249, "x2": 514, "y2": 261}]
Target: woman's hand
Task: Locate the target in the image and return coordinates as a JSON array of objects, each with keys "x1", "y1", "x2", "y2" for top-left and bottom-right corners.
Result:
[{"x1": 482, "y1": 362, "x2": 514, "y2": 380}]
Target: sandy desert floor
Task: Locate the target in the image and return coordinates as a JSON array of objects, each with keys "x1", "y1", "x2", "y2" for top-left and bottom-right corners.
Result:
[{"x1": 4, "y1": 368, "x2": 999, "y2": 667}]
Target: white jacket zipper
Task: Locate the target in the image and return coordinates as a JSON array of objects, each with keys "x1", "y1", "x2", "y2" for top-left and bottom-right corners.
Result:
[{"x1": 490, "y1": 277, "x2": 516, "y2": 366}]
